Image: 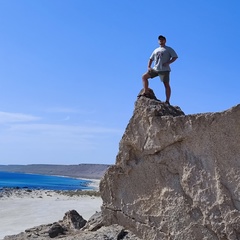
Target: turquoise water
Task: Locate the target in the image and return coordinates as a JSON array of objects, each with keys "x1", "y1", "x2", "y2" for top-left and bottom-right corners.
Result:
[{"x1": 0, "y1": 171, "x2": 92, "y2": 191}]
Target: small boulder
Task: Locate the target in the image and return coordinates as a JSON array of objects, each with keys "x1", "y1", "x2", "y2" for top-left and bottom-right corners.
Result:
[
  {"x1": 82, "y1": 211, "x2": 103, "y2": 231},
  {"x1": 62, "y1": 210, "x2": 87, "y2": 230},
  {"x1": 48, "y1": 223, "x2": 64, "y2": 238}
]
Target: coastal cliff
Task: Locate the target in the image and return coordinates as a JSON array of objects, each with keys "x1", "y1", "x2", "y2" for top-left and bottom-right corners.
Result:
[
  {"x1": 4, "y1": 90, "x2": 240, "y2": 239},
  {"x1": 100, "y1": 90, "x2": 240, "y2": 239}
]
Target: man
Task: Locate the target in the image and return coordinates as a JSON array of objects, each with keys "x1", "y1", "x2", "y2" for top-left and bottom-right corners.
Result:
[{"x1": 139, "y1": 35, "x2": 178, "y2": 105}]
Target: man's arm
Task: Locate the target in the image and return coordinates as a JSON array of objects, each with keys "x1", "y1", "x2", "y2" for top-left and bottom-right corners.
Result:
[
  {"x1": 148, "y1": 59, "x2": 153, "y2": 70},
  {"x1": 163, "y1": 57, "x2": 178, "y2": 66}
]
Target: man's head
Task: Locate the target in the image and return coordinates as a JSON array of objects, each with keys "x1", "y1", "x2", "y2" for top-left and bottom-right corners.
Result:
[
  {"x1": 158, "y1": 35, "x2": 166, "y2": 46},
  {"x1": 158, "y1": 35, "x2": 166, "y2": 41}
]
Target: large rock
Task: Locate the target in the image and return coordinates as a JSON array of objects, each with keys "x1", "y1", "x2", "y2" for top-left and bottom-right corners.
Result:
[
  {"x1": 100, "y1": 92, "x2": 240, "y2": 240},
  {"x1": 4, "y1": 89, "x2": 240, "y2": 240},
  {"x1": 61, "y1": 210, "x2": 87, "y2": 230}
]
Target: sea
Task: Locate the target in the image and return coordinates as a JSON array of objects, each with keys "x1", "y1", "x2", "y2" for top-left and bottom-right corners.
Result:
[{"x1": 0, "y1": 171, "x2": 93, "y2": 191}]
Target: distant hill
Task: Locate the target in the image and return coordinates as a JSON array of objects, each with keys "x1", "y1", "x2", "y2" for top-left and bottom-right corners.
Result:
[{"x1": 0, "y1": 164, "x2": 111, "y2": 179}]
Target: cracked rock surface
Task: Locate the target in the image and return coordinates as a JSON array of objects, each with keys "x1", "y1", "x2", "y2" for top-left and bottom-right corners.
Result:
[
  {"x1": 4, "y1": 89, "x2": 240, "y2": 240},
  {"x1": 100, "y1": 92, "x2": 240, "y2": 240}
]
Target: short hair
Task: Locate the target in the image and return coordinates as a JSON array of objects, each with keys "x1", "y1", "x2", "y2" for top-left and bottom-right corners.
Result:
[{"x1": 158, "y1": 35, "x2": 166, "y2": 40}]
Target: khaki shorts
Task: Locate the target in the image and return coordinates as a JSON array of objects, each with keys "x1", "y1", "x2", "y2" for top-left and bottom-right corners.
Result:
[{"x1": 148, "y1": 69, "x2": 170, "y2": 83}]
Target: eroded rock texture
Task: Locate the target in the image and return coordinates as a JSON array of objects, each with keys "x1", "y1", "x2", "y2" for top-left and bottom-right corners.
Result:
[
  {"x1": 100, "y1": 94, "x2": 240, "y2": 240},
  {"x1": 4, "y1": 211, "x2": 140, "y2": 240}
]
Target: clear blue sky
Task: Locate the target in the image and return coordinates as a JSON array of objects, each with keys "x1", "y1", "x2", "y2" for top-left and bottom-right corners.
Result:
[{"x1": 0, "y1": 0, "x2": 239, "y2": 165}]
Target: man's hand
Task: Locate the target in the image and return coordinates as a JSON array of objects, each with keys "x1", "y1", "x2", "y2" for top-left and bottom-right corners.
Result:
[
  {"x1": 147, "y1": 59, "x2": 153, "y2": 71},
  {"x1": 163, "y1": 57, "x2": 178, "y2": 66}
]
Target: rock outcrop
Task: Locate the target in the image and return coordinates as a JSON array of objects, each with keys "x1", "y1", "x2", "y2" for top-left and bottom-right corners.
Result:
[
  {"x1": 4, "y1": 211, "x2": 140, "y2": 240},
  {"x1": 100, "y1": 91, "x2": 240, "y2": 239},
  {"x1": 4, "y1": 89, "x2": 240, "y2": 239}
]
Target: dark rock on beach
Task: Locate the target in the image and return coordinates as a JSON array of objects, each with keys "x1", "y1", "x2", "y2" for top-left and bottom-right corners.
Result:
[
  {"x1": 48, "y1": 223, "x2": 65, "y2": 238},
  {"x1": 4, "y1": 210, "x2": 140, "y2": 240}
]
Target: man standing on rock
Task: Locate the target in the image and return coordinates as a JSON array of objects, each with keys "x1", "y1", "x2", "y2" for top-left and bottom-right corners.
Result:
[{"x1": 139, "y1": 35, "x2": 178, "y2": 105}]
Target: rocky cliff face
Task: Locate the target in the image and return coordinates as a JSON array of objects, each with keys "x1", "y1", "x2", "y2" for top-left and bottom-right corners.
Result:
[
  {"x1": 4, "y1": 90, "x2": 240, "y2": 240},
  {"x1": 100, "y1": 92, "x2": 240, "y2": 240}
]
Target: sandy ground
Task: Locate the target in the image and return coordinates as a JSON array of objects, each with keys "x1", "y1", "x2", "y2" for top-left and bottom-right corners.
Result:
[{"x1": 0, "y1": 180, "x2": 102, "y2": 240}]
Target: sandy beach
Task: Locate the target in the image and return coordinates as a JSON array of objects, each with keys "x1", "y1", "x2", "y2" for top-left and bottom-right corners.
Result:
[{"x1": 0, "y1": 180, "x2": 102, "y2": 240}]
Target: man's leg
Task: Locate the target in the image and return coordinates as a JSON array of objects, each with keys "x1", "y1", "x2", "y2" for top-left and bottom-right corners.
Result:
[
  {"x1": 163, "y1": 81, "x2": 171, "y2": 103},
  {"x1": 142, "y1": 72, "x2": 151, "y2": 94},
  {"x1": 159, "y1": 71, "x2": 171, "y2": 104}
]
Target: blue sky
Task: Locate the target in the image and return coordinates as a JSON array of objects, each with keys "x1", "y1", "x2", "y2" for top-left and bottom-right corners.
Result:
[{"x1": 0, "y1": 0, "x2": 239, "y2": 165}]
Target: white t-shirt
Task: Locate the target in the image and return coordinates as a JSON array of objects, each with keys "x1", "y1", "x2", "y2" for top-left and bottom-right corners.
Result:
[{"x1": 150, "y1": 46, "x2": 178, "y2": 72}]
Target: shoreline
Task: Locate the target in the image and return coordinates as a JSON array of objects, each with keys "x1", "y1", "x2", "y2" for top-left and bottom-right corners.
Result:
[
  {"x1": 0, "y1": 189, "x2": 102, "y2": 240},
  {"x1": 0, "y1": 171, "x2": 101, "y2": 191},
  {"x1": 0, "y1": 182, "x2": 102, "y2": 240},
  {"x1": 81, "y1": 178, "x2": 101, "y2": 191}
]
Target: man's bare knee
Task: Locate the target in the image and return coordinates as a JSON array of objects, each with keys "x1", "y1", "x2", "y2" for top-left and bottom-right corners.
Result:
[{"x1": 142, "y1": 73, "x2": 150, "y2": 80}]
